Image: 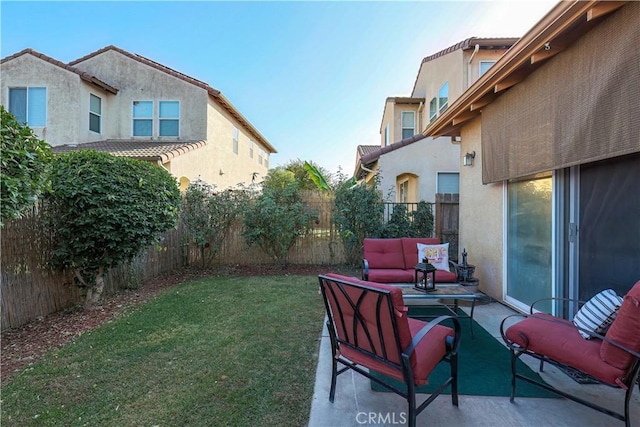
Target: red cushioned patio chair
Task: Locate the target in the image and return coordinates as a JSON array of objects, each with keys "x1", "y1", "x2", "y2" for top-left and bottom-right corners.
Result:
[
  {"x1": 318, "y1": 273, "x2": 461, "y2": 427},
  {"x1": 500, "y1": 280, "x2": 640, "y2": 427}
]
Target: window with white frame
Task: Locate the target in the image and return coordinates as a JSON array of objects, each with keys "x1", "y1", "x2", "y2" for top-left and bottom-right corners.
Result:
[
  {"x1": 9, "y1": 87, "x2": 46, "y2": 126},
  {"x1": 258, "y1": 148, "x2": 263, "y2": 165},
  {"x1": 479, "y1": 61, "x2": 496, "y2": 77},
  {"x1": 438, "y1": 82, "x2": 449, "y2": 114},
  {"x1": 159, "y1": 101, "x2": 179, "y2": 137},
  {"x1": 133, "y1": 101, "x2": 153, "y2": 136},
  {"x1": 384, "y1": 124, "x2": 390, "y2": 146},
  {"x1": 429, "y1": 97, "x2": 437, "y2": 123},
  {"x1": 264, "y1": 152, "x2": 269, "y2": 168},
  {"x1": 249, "y1": 140, "x2": 254, "y2": 158},
  {"x1": 398, "y1": 180, "x2": 409, "y2": 203},
  {"x1": 437, "y1": 172, "x2": 459, "y2": 194},
  {"x1": 233, "y1": 126, "x2": 239, "y2": 154},
  {"x1": 401, "y1": 111, "x2": 415, "y2": 139},
  {"x1": 89, "y1": 94, "x2": 101, "y2": 133}
]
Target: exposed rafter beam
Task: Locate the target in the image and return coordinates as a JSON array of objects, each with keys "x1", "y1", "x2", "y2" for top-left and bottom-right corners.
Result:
[
  {"x1": 452, "y1": 110, "x2": 478, "y2": 126},
  {"x1": 587, "y1": 1, "x2": 626, "y2": 21},
  {"x1": 470, "y1": 92, "x2": 498, "y2": 111},
  {"x1": 530, "y1": 41, "x2": 567, "y2": 64},
  {"x1": 494, "y1": 71, "x2": 526, "y2": 93}
]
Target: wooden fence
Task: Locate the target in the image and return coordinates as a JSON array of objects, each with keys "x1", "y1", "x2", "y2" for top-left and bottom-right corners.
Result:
[
  {"x1": 1, "y1": 192, "x2": 457, "y2": 331},
  {"x1": 435, "y1": 193, "x2": 460, "y2": 260},
  {"x1": 1, "y1": 206, "x2": 188, "y2": 331}
]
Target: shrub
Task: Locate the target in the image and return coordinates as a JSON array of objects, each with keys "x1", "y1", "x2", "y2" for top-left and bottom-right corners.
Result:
[
  {"x1": 382, "y1": 203, "x2": 412, "y2": 238},
  {"x1": 44, "y1": 150, "x2": 181, "y2": 306},
  {"x1": 182, "y1": 180, "x2": 250, "y2": 267},
  {"x1": 410, "y1": 201, "x2": 434, "y2": 237},
  {"x1": 243, "y1": 169, "x2": 316, "y2": 268},
  {"x1": 0, "y1": 106, "x2": 52, "y2": 226},
  {"x1": 333, "y1": 177, "x2": 383, "y2": 265}
]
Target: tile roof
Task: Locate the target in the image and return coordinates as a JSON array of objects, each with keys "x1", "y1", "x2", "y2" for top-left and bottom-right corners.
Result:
[
  {"x1": 357, "y1": 145, "x2": 381, "y2": 158},
  {"x1": 0, "y1": 49, "x2": 118, "y2": 94},
  {"x1": 360, "y1": 133, "x2": 427, "y2": 165},
  {"x1": 52, "y1": 139, "x2": 207, "y2": 164},
  {"x1": 68, "y1": 45, "x2": 276, "y2": 153},
  {"x1": 385, "y1": 97, "x2": 425, "y2": 104}
]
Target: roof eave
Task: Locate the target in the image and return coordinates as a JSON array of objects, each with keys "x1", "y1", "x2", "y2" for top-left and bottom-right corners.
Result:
[
  {"x1": 70, "y1": 45, "x2": 276, "y2": 153},
  {"x1": 1, "y1": 48, "x2": 119, "y2": 95},
  {"x1": 424, "y1": 0, "x2": 626, "y2": 138}
]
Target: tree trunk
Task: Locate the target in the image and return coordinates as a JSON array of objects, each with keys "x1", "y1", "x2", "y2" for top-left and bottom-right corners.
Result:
[{"x1": 85, "y1": 267, "x2": 105, "y2": 308}]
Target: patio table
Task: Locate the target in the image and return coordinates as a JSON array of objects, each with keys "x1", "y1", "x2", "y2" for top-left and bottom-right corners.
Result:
[{"x1": 397, "y1": 284, "x2": 479, "y2": 338}]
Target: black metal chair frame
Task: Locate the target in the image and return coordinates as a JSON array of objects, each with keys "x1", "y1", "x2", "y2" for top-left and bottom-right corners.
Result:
[
  {"x1": 500, "y1": 297, "x2": 640, "y2": 427},
  {"x1": 319, "y1": 274, "x2": 461, "y2": 427}
]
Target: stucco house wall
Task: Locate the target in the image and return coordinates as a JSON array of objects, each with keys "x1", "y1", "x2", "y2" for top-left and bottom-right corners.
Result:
[
  {"x1": 458, "y1": 118, "x2": 504, "y2": 299},
  {"x1": 77, "y1": 82, "x2": 113, "y2": 143},
  {"x1": 378, "y1": 137, "x2": 459, "y2": 203},
  {"x1": 427, "y1": 2, "x2": 640, "y2": 306},
  {"x1": 2, "y1": 46, "x2": 275, "y2": 190},
  {"x1": 72, "y1": 50, "x2": 209, "y2": 142},
  {"x1": 1, "y1": 54, "x2": 84, "y2": 144},
  {"x1": 412, "y1": 48, "x2": 464, "y2": 101},
  {"x1": 205, "y1": 100, "x2": 270, "y2": 188},
  {"x1": 380, "y1": 99, "x2": 395, "y2": 146}
]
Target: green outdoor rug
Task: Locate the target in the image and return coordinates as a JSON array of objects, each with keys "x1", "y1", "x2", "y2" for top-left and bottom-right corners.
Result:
[{"x1": 370, "y1": 306, "x2": 557, "y2": 398}]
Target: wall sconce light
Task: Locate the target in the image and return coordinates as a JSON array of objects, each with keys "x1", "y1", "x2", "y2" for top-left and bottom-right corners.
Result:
[
  {"x1": 219, "y1": 169, "x2": 225, "y2": 175},
  {"x1": 463, "y1": 151, "x2": 476, "y2": 167}
]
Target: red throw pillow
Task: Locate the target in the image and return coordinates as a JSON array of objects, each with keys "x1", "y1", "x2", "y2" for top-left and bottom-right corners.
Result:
[{"x1": 600, "y1": 281, "x2": 640, "y2": 371}]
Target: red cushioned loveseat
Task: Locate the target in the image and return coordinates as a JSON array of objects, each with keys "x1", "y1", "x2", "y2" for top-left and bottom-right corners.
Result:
[
  {"x1": 500, "y1": 280, "x2": 640, "y2": 427},
  {"x1": 361, "y1": 237, "x2": 458, "y2": 284}
]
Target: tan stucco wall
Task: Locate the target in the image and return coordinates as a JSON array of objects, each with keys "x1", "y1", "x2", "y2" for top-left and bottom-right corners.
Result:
[
  {"x1": 2, "y1": 48, "x2": 273, "y2": 191},
  {"x1": 464, "y1": 49, "x2": 511, "y2": 88},
  {"x1": 79, "y1": 82, "x2": 112, "y2": 143},
  {"x1": 72, "y1": 50, "x2": 208, "y2": 141},
  {"x1": 377, "y1": 137, "x2": 459, "y2": 204},
  {"x1": 163, "y1": 144, "x2": 215, "y2": 187},
  {"x1": 205, "y1": 99, "x2": 270, "y2": 188},
  {"x1": 458, "y1": 117, "x2": 504, "y2": 301},
  {"x1": 380, "y1": 102, "x2": 422, "y2": 146},
  {"x1": 412, "y1": 47, "x2": 511, "y2": 131},
  {"x1": 74, "y1": 49, "x2": 269, "y2": 189},
  {"x1": 380, "y1": 99, "x2": 394, "y2": 146},
  {"x1": 412, "y1": 50, "x2": 464, "y2": 129},
  {"x1": 393, "y1": 105, "x2": 420, "y2": 142},
  {"x1": 1, "y1": 54, "x2": 84, "y2": 145}
]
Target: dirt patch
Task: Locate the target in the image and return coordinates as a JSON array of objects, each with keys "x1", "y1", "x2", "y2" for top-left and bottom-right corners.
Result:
[{"x1": 1, "y1": 264, "x2": 355, "y2": 384}]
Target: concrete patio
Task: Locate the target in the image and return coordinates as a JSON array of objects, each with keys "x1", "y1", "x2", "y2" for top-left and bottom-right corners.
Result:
[{"x1": 308, "y1": 300, "x2": 640, "y2": 427}]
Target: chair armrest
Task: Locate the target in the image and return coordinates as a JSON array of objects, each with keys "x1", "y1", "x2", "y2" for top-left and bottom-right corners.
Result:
[
  {"x1": 499, "y1": 313, "x2": 640, "y2": 360},
  {"x1": 362, "y1": 259, "x2": 369, "y2": 280},
  {"x1": 448, "y1": 260, "x2": 460, "y2": 276},
  {"x1": 404, "y1": 315, "x2": 461, "y2": 358},
  {"x1": 529, "y1": 296, "x2": 588, "y2": 314}
]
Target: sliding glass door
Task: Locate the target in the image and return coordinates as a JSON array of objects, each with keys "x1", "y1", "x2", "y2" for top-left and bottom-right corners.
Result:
[
  {"x1": 505, "y1": 174, "x2": 554, "y2": 313},
  {"x1": 577, "y1": 153, "x2": 640, "y2": 299},
  {"x1": 504, "y1": 153, "x2": 639, "y2": 316}
]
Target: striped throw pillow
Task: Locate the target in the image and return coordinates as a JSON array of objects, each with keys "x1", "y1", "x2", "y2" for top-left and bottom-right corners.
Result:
[{"x1": 572, "y1": 289, "x2": 623, "y2": 339}]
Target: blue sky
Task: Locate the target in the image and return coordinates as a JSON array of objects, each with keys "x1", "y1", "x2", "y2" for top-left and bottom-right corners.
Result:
[{"x1": 1, "y1": 0, "x2": 557, "y2": 176}]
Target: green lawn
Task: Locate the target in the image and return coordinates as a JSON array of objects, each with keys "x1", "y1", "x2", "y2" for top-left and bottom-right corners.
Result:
[{"x1": 1, "y1": 275, "x2": 326, "y2": 426}]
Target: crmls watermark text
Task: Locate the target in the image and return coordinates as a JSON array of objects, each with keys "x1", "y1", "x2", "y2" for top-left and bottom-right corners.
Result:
[{"x1": 355, "y1": 411, "x2": 407, "y2": 425}]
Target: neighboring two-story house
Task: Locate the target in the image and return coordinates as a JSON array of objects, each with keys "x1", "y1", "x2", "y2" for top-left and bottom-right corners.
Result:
[
  {"x1": 0, "y1": 45, "x2": 276, "y2": 190},
  {"x1": 424, "y1": 0, "x2": 639, "y2": 311},
  {"x1": 355, "y1": 38, "x2": 517, "y2": 203}
]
